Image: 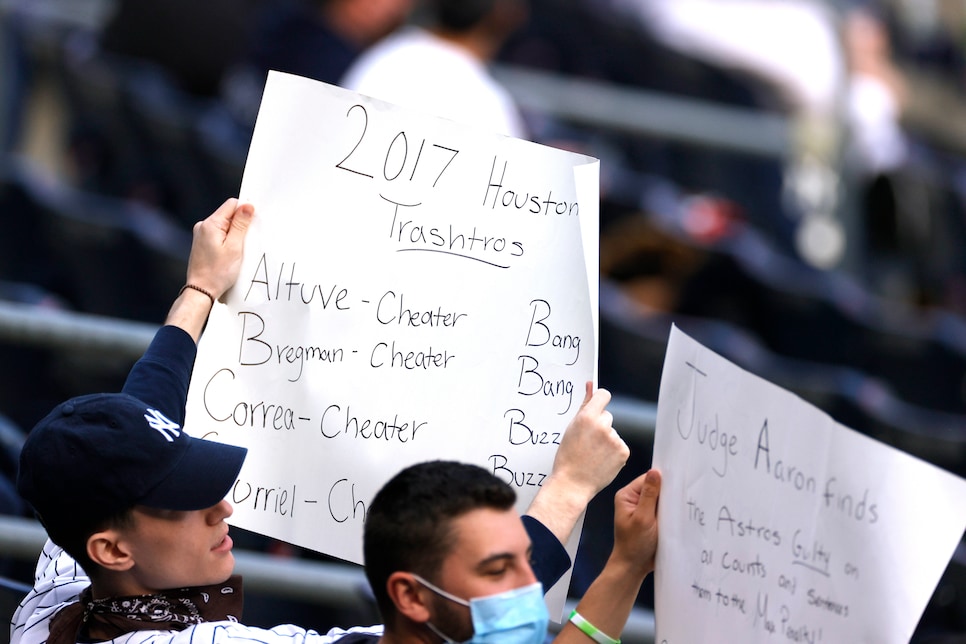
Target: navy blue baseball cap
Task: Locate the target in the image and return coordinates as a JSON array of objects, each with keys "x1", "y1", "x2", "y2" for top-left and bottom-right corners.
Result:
[{"x1": 18, "y1": 392, "x2": 247, "y2": 537}]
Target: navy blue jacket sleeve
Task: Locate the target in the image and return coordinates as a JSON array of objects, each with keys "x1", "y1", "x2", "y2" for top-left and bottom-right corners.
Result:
[
  {"x1": 522, "y1": 515, "x2": 571, "y2": 591},
  {"x1": 121, "y1": 325, "x2": 197, "y2": 425}
]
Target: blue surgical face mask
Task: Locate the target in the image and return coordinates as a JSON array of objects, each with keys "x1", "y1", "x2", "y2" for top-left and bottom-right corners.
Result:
[{"x1": 413, "y1": 574, "x2": 550, "y2": 644}]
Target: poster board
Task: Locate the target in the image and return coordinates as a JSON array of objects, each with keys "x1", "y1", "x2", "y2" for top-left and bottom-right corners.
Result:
[
  {"x1": 185, "y1": 72, "x2": 600, "y2": 611},
  {"x1": 653, "y1": 324, "x2": 966, "y2": 642}
]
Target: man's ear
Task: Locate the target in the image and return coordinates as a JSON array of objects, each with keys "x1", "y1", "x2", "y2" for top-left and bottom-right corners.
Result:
[
  {"x1": 386, "y1": 572, "x2": 432, "y2": 623},
  {"x1": 87, "y1": 530, "x2": 135, "y2": 572}
]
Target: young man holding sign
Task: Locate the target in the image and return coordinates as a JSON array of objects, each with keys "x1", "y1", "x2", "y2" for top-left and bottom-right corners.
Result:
[{"x1": 12, "y1": 198, "x2": 648, "y2": 644}]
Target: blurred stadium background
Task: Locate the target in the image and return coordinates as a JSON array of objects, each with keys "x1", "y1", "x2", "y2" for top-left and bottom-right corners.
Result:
[{"x1": 2, "y1": 0, "x2": 966, "y2": 642}]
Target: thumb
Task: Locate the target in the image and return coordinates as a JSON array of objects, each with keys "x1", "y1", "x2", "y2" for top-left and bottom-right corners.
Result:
[
  {"x1": 225, "y1": 203, "x2": 254, "y2": 248},
  {"x1": 638, "y1": 469, "x2": 661, "y2": 514},
  {"x1": 231, "y1": 203, "x2": 255, "y2": 235},
  {"x1": 580, "y1": 380, "x2": 593, "y2": 407}
]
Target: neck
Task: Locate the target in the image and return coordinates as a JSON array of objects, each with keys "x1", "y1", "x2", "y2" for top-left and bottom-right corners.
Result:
[
  {"x1": 379, "y1": 619, "x2": 442, "y2": 644},
  {"x1": 88, "y1": 573, "x2": 142, "y2": 601}
]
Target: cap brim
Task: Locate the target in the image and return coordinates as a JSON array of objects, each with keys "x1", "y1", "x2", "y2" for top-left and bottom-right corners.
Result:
[{"x1": 139, "y1": 436, "x2": 247, "y2": 511}]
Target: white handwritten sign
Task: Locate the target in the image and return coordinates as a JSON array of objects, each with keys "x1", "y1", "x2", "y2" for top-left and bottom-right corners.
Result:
[
  {"x1": 652, "y1": 325, "x2": 966, "y2": 642},
  {"x1": 184, "y1": 72, "x2": 599, "y2": 605}
]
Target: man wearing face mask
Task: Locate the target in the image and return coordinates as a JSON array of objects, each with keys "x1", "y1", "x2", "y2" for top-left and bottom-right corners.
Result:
[{"x1": 346, "y1": 459, "x2": 661, "y2": 644}]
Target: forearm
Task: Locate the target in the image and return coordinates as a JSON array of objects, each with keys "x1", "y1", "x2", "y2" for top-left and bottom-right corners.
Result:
[
  {"x1": 524, "y1": 472, "x2": 595, "y2": 545},
  {"x1": 555, "y1": 469, "x2": 661, "y2": 643},
  {"x1": 554, "y1": 555, "x2": 648, "y2": 644},
  {"x1": 164, "y1": 286, "x2": 214, "y2": 343},
  {"x1": 168, "y1": 198, "x2": 253, "y2": 343}
]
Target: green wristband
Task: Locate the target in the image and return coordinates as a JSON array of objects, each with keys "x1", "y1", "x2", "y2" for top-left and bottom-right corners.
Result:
[{"x1": 569, "y1": 609, "x2": 621, "y2": 644}]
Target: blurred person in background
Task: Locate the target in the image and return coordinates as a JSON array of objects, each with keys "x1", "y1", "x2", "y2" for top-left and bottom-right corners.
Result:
[
  {"x1": 340, "y1": 0, "x2": 531, "y2": 138},
  {"x1": 604, "y1": 0, "x2": 910, "y2": 270},
  {"x1": 224, "y1": 0, "x2": 414, "y2": 130},
  {"x1": 245, "y1": 0, "x2": 413, "y2": 85}
]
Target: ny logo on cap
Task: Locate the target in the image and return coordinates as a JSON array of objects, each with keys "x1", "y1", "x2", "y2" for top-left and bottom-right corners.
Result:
[{"x1": 144, "y1": 408, "x2": 182, "y2": 442}]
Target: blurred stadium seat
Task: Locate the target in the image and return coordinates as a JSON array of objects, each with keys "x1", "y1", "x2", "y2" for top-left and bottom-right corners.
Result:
[{"x1": 0, "y1": 155, "x2": 191, "y2": 322}]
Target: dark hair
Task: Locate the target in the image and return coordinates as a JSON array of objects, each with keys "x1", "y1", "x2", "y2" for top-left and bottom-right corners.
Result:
[
  {"x1": 44, "y1": 508, "x2": 136, "y2": 577},
  {"x1": 363, "y1": 460, "x2": 516, "y2": 621},
  {"x1": 429, "y1": 0, "x2": 497, "y2": 31}
]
